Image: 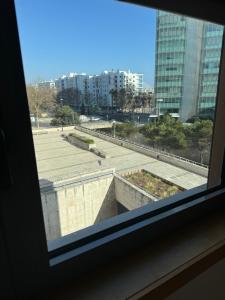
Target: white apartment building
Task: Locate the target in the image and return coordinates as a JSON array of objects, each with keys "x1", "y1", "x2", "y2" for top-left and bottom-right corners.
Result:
[
  {"x1": 54, "y1": 72, "x2": 88, "y2": 92},
  {"x1": 54, "y1": 70, "x2": 144, "y2": 107},
  {"x1": 38, "y1": 80, "x2": 56, "y2": 89}
]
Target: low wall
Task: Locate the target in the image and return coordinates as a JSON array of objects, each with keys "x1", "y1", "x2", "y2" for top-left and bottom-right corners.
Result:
[
  {"x1": 114, "y1": 174, "x2": 157, "y2": 211},
  {"x1": 75, "y1": 126, "x2": 208, "y2": 178},
  {"x1": 67, "y1": 135, "x2": 96, "y2": 150},
  {"x1": 82, "y1": 121, "x2": 113, "y2": 129},
  {"x1": 40, "y1": 169, "x2": 117, "y2": 240},
  {"x1": 91, "y1": 147, "x2": 110, "y2": 158},
  {"x1": 33, "y1": 125, "x2": 75, "y2": 135}
]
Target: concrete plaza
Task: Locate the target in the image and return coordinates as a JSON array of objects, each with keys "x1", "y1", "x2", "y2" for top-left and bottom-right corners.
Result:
[{"x1": 33, "y1": 129, "x2": 207, "y2": 190}]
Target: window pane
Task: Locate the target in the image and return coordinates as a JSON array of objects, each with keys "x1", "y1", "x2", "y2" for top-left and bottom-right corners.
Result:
[{"x1": 15, "y1": 0, "x2": 223, "y2": 244}]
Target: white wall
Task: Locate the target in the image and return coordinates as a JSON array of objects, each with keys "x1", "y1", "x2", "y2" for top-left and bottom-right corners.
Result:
[{"x1": 41, "y1": 170, "x2": 117, "y2": 240}]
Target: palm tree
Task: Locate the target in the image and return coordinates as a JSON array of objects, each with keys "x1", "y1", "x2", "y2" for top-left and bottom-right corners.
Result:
[{"x1": 109, "y1": 89, "x2": 119, "y2": 109}]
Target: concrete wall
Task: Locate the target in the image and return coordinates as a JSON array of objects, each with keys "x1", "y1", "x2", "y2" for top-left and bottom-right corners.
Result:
[
  {"x1": 40, "y1": 169, "x2": 161, "y2": 240},
  {"x1": 114, "y1": 174, "x2": 157, "y2": 211},
  {"x1": 67, "y1": 135, "x2": 96, "y2": 150},
  {"x1": 82, "y1": 121, "x2": 113, "y2": 129},
  {"x1": 40, "y1": 169, "x2": 117, "y2": 240},
  {"x1": 75, "y1": 126, "x2": 208, "y2": 177}
]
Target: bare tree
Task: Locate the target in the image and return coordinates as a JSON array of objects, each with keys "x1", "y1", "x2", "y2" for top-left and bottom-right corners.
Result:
[
  {"x1": 138, "y1": 91, "x2": 154, "y2": 113},
  {"x1": 26, "y1": 85, "x2": 56, "y2": 127}
]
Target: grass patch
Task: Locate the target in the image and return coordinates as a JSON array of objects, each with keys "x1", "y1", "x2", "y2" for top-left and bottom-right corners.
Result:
[
  {"x1": 68, "y1": 133, "x2": 95, "y2": 144},
  {"x1": 124, "y1": 170, "x2": 184, "y2": 199}
]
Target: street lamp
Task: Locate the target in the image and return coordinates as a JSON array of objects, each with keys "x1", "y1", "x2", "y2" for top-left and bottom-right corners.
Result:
[
  {"x1": 72, "y1": 111, "x2": 75, "y2": 124},
  {"x1": 60, "y1": 98, "x2": 64, "y2": 131},
  {"x1": 157, "y1": 98, "x2": 163, "y2": 122},
  {"x1": 112, "y1": 120, "x2": 116, "y2": 138}
]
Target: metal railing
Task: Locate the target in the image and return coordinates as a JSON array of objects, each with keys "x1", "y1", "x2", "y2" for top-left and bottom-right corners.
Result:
[{"x1": 75, "y1": 125, "x2": 208, "y2": 169}]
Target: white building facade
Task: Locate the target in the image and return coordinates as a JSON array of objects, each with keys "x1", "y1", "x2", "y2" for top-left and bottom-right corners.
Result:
[
  {"x1": 38, "y1": 80, "x2": 56, "y2": 89},
  {"x1": 54, "y1": 70, "x2": 144, "y2": 107}
]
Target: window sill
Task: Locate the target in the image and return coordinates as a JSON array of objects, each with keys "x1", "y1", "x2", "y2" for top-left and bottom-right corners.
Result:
[{"x1": 41, "y1": 207, "x2": 225, "y2": 300}]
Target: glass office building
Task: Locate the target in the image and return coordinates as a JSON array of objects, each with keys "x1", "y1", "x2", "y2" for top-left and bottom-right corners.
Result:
[
  {"x1": 198, "y1": 23, "x2": 223, "y2": 113},
  {"x1": 155, "y1": 11, "x2": 223, "y2": 121}
]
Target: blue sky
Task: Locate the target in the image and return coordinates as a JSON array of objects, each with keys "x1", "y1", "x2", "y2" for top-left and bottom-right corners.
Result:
[{"x1": 15, "y1": 0, "x2": 156, "y2": 87}]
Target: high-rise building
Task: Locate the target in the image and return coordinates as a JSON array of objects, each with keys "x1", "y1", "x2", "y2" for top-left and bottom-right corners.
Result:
[
  {"x1": 154, "y1": 11, "x2": 223, "y2": 121},
  {"x1": 198, "y1": 23, "x2": 223, "y2": 113},
  {"x1": 54, "y1": 73, "x2": 88, "y2": 92}
]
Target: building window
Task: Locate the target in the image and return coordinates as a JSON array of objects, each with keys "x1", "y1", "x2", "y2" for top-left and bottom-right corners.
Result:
[{"x1": 2, "y1": 1, "x2": 225, "y2": 298}]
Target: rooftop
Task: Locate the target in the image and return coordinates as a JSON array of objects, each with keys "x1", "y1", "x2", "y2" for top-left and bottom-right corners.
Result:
[{"x1": 33, "y1": 129, "x2": 207, "y2": 190}]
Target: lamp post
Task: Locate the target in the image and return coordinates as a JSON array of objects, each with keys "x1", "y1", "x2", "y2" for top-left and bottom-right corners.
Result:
[
  {"x1": 112, "y1": 120, "x2": 116, "y2": 138},
  {"x1": 60, "y1": 98, "x2": 64, "y2": 131},
  {"x1": 157, "y1": 98, "x2": 163, "y2": 122}
]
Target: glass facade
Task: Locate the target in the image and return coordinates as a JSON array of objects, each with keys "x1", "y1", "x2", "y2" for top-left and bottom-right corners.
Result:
[
  {"x1": 155, "y1": 11, "x2": 224, "y2": 120},
  {"x1": 198, "y1": 23, "x2": 223, "y2": 112},
  {"x1": 155, "y1": 11, "x2": 186, "y2": 114}
]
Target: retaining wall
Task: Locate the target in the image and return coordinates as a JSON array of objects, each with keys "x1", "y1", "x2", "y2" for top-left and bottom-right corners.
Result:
[
  {"x1": 67, "y1": 135, "x2": 96, "y2": 150},
  {"x1": 75, "y1": 126, "x2": 208, "y2": 177},
  {"x1": 114, "y1": 174, "x2": 157, "y2": 211},
  {"x1": 40, "y1": 169, "x2": 160, "y2": 240},
  {"x1": 40, "y1": 169, "x2": 116, "y2": 240}
]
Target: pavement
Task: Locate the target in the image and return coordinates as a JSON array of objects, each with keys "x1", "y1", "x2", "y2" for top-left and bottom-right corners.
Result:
[{"x1": 33, "y1": 129, "x2": 207, "y2": 190}]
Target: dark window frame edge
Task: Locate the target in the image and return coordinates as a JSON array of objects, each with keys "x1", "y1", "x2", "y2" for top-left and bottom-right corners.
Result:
[
  {"x1": 1, "y1": 0, "x2": 225, "y2": 294},
  {"x1": 48, "y1": 184, "x2": 215, "y2": 258},
  {"x1": 44, "y1": 187, "x2": 225, "y2": 292}
]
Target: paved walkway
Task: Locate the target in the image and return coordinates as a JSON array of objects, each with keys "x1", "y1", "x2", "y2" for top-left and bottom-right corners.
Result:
[{"x1": 33, "y1": 130, "x2": 207, "y2": 190}]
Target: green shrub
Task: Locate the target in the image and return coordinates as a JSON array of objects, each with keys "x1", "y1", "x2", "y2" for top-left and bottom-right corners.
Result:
[
  {"x1": 50, "y1": 118, "x2": 61, "y2": 126},
  {"x1": 125, "y1": 170, "x2": 184, "y2": 199},
  {"x1": 68, "y1": 133, "x2": 95, "y2": 144}
]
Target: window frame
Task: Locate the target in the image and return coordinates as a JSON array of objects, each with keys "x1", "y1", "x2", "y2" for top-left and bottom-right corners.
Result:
[{"x1": 1, "y1": 0, "x2": 225, "y2": 298}]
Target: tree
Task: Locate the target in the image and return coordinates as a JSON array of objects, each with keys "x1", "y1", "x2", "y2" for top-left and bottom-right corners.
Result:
[
  {"x1": 138, "y1": 92, "x2": 154, "y2": 113},
  {"x1": 124, "y1": 84, "x2": 135, "y2": 112},
  {"x1": 140, "y1": 114, "x2": 187, "y2": 150},
  {"x1": 26, "y1": 85, "x2": 56, "y2": 127},
  {"x1": 80, "y1": 102, "x2": 86, "y2": 114},
  {"x1": 55, "y1": 88, "x2": 81, "y2": 109},
  {"x1": 185, "y1": 119, "x2": 213, "y2": 163},
  {"x1": 140, "y1": 115, "x2": 213, "y2": 163},
  {"x1": 118, "y1": 89, "x2": 127, "y2": 109},
  {"x1": 50, "y1": 105, "x2": 80, "y2": 126},
  {"x1": 114, "y1": 123, "x2": 138, "y2": 138},
  {"x1": 84, "y1": 91, "x2": 92, "y2": 114},
  {"x1": 109, "y1": 89, "x2": 119, "y2": 108}
]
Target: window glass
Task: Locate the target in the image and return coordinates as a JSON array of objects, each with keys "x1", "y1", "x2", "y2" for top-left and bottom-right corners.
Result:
[{"x1": 15, "y1": 0, "x2": 223, "y2": 244}]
